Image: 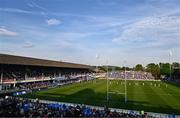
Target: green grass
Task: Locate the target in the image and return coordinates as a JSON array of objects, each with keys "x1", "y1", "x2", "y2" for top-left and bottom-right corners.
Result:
[{"x1": 20, "y1": 79, "x2": 180, "y2": 114}]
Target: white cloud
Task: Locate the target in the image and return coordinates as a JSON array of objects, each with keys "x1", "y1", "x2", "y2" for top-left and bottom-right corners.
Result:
[
  {"x1": 112, "y1": 15, "x2": 180, "y2": 49},
  {"x1": 56, "y1": 32, "x2": 92, "y2": 40},
  {"x1": 23, "y1": 41, "x2": 35, "y2": 48},
  {"x1": 27, "y1": 3, "x2": 34, "y2": 8},
  {"x1": 0, "y1": 28, "x2": 18, "y2": 36},
  {"x1": 0, "y1": 8, "x2": 32, "y2": 14},
  {"x1": 46, "y1": 18, "x2": 62, "y2": 25}
]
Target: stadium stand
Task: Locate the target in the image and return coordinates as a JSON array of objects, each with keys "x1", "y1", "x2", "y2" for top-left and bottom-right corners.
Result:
[
  {"x1": 0, "y1": 96, "x2": 143, "y2": 117},
  {"x1": 106, "y1": 71, "x2": 155, "y2": 80},
  {"x1": 0, "y1": 54, "x2": 93, "y2": 91},
  {"x1": 1, "y1": 54, "x2": 179, "y2": 117}
]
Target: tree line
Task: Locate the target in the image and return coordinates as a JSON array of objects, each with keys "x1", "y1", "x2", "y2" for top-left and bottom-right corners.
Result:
[{"x1": 97, "y1": 62, "x2": 180, "y2": 79}]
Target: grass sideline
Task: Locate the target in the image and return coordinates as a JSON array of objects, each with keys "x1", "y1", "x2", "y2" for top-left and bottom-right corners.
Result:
[{"x1": 20, "y1": 79, "x2": 180, "y2": 115}]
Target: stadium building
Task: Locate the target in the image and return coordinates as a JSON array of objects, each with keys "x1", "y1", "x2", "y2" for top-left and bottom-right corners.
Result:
[
  {"x1": 0, "y1": 54, "x2": 93, "y2": 91},
  {"x1": 0, "y1": 54, "x2": 180, "y2": 117}
]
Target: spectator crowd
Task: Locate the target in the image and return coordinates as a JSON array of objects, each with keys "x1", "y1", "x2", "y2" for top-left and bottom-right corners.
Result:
[
  {"x1": 18, "y1": 81, "x2": 52, "y2": 90},
  {"x1": 0, "y1": 97, "x2": 145, "y2": 118},
  {"x1": 106, "y1": 71, "x2": 154, "y2": 80},
  {"x1": 1, "y1": 74, "x2": 94, "y2": 91},
  {"x1": 0, "y1": 97, "x2": 143, "y2": 118}
]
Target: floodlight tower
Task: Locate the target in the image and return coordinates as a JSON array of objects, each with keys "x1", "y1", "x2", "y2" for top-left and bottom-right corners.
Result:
[
  {"x1": 169, "y1": 50, "x2": 172, "y2": 79},
  {"x1": 124, "y1": 60, "x2": 127, "y2": 103},
  {"x1": 95, "y1": 54, "x2": 100, "y2": 73},
  {"x1": 0, "y1": 71, "x2": 3, "y2": 90},
  {"x1": 106, "y1": 60, "x2": 109, "y2": 107}
]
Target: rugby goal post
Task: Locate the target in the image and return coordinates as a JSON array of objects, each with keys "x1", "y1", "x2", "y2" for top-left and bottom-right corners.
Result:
[{"x1": 106, "y1": 61, "x2": 127, "y2": 104}]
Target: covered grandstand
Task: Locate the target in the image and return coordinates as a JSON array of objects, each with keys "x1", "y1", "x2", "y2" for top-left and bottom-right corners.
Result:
[{"x1": 0, "y1": 54, "x2": 93, "y2": 90}]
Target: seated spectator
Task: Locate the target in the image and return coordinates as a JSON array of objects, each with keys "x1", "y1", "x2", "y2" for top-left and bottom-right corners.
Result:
[{"x1": 0, "y1": 96, "x2": 142, "y2": 117}]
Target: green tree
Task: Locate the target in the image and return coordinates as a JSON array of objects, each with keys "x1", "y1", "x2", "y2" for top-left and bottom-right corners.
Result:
[
  {"x1": 121, "y1": 66, "x2": 131, "y2": 71},
  {"x1": 172, "y1": 62, "x2": 179, "y2": 77},
  {"x1": 134, "y1": 64, "x2": 144, "y2": 71},
  {"x1": 172, "y1": 62, "x2": 179, "y2": 70},
  {"x1": 114, "y1": 66, "x2": 121, "y2": 71},
  {"x1": 98, "y1": 66, "x2": 107, "y2": 72},
  {"x1": 146, "y1": 63, "x2": 160, "y2": 78},
  {"x1": 159, "y1": 63, "x2": 173, "y2": 76}
]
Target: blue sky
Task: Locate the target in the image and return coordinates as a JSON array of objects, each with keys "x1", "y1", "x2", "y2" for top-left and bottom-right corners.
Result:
[{"x1": 0, "y1": 0, "x2": 180, "y2": 67}]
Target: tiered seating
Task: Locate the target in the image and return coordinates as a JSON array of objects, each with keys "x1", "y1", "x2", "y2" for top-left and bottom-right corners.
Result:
[
  {"x1": 107, "y1": 71, "x2": 155, "y2": 80},
  {"x1": 0, "y1": 97, "x2": 144, "y2": 117}
]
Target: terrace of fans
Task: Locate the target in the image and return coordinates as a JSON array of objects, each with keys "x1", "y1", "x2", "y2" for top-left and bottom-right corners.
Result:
[{"x1": 0, "y1": 54, "x2": 93, "y2": 91}]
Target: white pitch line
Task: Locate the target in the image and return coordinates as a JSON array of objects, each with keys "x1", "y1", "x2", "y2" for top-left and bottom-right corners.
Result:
[
  {"x1": 108, "y1": 91, "x2": 179, "y2": 96},
  {"x1": 109, "y1": 91, "x2": 125, "y2": 95}
]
